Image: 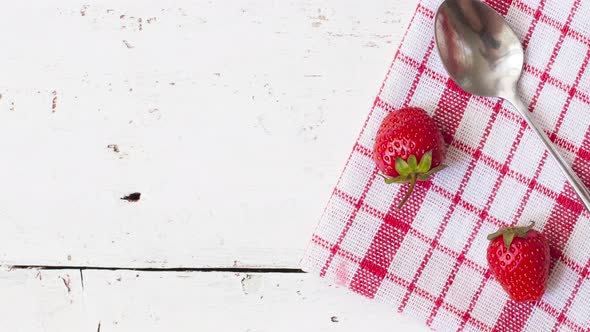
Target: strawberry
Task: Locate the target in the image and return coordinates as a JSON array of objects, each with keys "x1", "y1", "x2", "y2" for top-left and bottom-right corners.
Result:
[
  {"x1": 373, "y1": 107, "x2": 447, "y2": 208},
  {"x1": 486, "y1": 222, "x2": 550, "y2": 302}
]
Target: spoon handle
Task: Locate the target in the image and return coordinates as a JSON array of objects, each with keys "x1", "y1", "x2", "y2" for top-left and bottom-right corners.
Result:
[{"x1": 504, "y1": 93, "x2": 590, "y2": 213}]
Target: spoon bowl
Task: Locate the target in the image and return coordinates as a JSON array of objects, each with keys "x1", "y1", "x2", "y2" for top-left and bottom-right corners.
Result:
[
  {"x1": 434, "y1": 0, "x2": 590, "y2": 212},
  {"x1": 435, "y1": 0, "x2": 523, "y2": 97}
]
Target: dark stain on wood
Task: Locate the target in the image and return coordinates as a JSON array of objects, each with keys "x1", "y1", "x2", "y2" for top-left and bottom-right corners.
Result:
[
  {"x1": 52, "y1": 90, "x2": 57, "y2": 113},
  {"x1": 121, "y1": 192, "x2": 141, "y2": 202},
  {"x1": 61, "y1": 275, "x2": 71, "y2": 293},
  {"x1": 107, "y1": 144, "x2": 120, "y2": 153}
]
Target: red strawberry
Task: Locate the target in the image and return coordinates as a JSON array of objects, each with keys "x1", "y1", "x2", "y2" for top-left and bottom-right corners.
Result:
[
  {"x1": 486, "y1": 222, "x2": 550, "y2": 302},
  {"x1": 373, "y1": 107, "x2": 447, "y2": 208}
]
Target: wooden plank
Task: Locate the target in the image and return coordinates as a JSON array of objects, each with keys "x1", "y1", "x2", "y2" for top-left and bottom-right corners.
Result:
[
  {"x1": 0, "y1": 268, "x2": 427, "y2": 331},
  {"x1": 0, "y1": 0, "x2": 418, "y2": 268},
  {"x1": 90, "y1": 269, "x2": 429, "y2": 331},
  {"x1": 0, "y1": 268, "x2": 92, "y2": 331}
]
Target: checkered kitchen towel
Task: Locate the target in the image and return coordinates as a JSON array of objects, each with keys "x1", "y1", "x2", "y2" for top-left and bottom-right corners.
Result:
[{"x1": 301, "y1": 0, "x2": 590, "y2": 331}]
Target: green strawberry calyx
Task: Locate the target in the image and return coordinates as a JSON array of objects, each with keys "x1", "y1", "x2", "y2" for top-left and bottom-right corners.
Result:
[
  {"x1": 380, "y1": 150, "x2": 446, "y2": 209},
  {"x1": 487, "y1": 221, "x2": 535, "y2": 250}
]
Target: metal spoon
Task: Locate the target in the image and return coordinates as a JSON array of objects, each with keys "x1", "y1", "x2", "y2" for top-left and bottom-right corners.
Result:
[{"x1": 434, "y1": 0, "x2": 590, "y2": 212}]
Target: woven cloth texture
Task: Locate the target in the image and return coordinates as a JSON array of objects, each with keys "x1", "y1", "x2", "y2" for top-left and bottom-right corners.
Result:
[{"x1": 301, "y1": 0, "x2": 590, "y2": 331}]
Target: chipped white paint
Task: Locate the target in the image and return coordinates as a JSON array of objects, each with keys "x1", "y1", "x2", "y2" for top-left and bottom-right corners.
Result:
[
  {"x1": 0, "y1": 268, "x2": 92, "y2": 331},
  {"x1": 0, "y1": 268, "x2": 426, "y2": 331},
  {"x1": 241, "y1": 273, "x2": 263, "y2": 295},
  {"x1": 0, "y1": 0, "x2": 416, "y2": 268},
  {"x1": 0, "y1": 0, "x2": 427, "y2": 330}
]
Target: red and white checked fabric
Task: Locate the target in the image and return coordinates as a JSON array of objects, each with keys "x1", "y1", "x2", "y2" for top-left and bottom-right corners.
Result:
[{"x1": 301, "y1": 0, "x2": 590, "y2": 331}]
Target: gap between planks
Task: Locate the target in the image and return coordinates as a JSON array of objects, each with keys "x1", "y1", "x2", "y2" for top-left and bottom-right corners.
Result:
[{"x1": 4, "y1": 265, "x2": 304, "y2": 274}]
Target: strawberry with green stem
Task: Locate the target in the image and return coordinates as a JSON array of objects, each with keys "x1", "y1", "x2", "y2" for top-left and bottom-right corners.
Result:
[
  {"x1": 486, "y1": 222, "x2": 551, "y2": 302},
  {"x1": 373, "y1": 107, "x2": 447, "y2": 209}
]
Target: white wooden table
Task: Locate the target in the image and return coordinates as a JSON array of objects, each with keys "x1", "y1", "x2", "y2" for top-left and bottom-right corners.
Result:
[{"x1": 0, "y1": 0, "x2": 428, "y2": 330}]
